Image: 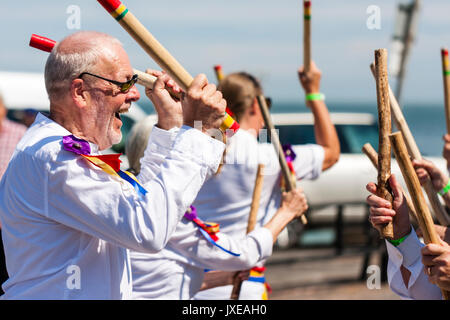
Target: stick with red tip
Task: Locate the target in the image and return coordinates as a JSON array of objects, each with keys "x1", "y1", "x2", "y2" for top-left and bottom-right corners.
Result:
[
  {"x1": 303, "y1": 0, "x2": 312, "y2": 73},
  {"x1": 442, "y1": 48, "x2": 450, "y2": 134},
  {"x1": 97, "y1": 0, "x2": 239, "y2": 135},
  {"x1": 29, "y1": 34, "x2": 181, "y2": 99},
  {"x1": 214, "y1": 65, "x2": 225, "y2": 83}
]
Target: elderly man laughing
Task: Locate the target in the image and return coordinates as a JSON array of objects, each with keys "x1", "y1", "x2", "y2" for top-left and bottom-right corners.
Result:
[{"x1": 0, "y1": 31, "x2": 227, "y2": 299}]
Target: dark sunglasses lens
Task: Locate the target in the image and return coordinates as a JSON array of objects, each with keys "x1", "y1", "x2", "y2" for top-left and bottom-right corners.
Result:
[
  {"x1": 265, "y1": 97, "x2": 272, "y2": 109},
  {"x1": 120, "y1": 76, "x2": 138, "y2": 92}
]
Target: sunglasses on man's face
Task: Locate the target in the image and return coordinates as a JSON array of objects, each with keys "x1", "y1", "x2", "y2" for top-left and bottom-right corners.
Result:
[{"x1": 78, "y1": 72, "x2": 139, "y2": 93}]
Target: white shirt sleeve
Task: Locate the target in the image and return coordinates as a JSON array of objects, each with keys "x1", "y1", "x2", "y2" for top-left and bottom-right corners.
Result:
[
  {"x1": 164, "y1": 218, "x2": 274, "y2": 271},
  {"x1": 44, "y1": 126, "x2": 225, "y2": 254},
  {"x1": 291, "y1": 144, "x2": 325, "y2": 180},
  {"x1": 386, "y1": 228, "x2": 443, "y2": 300},
  {"x1": 138, "y1": 126, "x2": 180, "y2": 182}
]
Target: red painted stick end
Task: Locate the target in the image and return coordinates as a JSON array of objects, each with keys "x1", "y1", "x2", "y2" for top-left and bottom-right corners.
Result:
[
  {"x1": 97, "y1": 0, "x2": 122, "y2": 13},
  {"x1": 29, "y1": 34, "x2": 56, "y2": 53}
]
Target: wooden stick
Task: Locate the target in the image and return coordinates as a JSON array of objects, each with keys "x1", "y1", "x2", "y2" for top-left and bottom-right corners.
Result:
[
  {"x1": 230, "y1": 164, "x2": 265, "y2": 300},
  {"x1": 442, "y1": 48, "x2": 450, "y2": 133},
  {"x1": 362, "y1": 143, "x2": 418, "y2": 224},
  {"x1": 214, "y1": 65, "x2": 225, "y2": 83},
  {"x1": 370, "y1": 63, "x2": 450, "y2": 226},
  {"x1": 256, "y1": 95, "x2": 307, "y2": 225},
  {"x1": 303, "y1": 0, "x2": 312, "y2": 73},
  {"x1": 29, "y1": 34, "x2": 182, "y2": 99},
  {"x1": 374, "y1": 49, "x2": 394, "y2": 239},
  {"x1": 97, "y1": 0, "x2": 239, "y2": 134},
  {"x1": 389, "y1": 132, "x2": 450, "y2": 300}
]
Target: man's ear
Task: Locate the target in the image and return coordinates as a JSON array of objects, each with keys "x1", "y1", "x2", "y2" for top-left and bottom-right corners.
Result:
[
  {"x1": 71, "y1": 79, "x2": 89, "y2": 108},
  {"x1": 249, "y1": 97, "x2": 259, "y2": 115}
]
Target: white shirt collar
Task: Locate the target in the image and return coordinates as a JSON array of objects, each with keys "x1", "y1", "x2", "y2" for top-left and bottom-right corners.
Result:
[{"x1": 34, "y1": 112, "x2": 100, "y2": 154}]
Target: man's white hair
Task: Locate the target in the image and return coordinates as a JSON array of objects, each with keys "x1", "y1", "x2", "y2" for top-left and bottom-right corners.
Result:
[{"x1": 44, "y1": 31, "x2": 122, "y2": 101}]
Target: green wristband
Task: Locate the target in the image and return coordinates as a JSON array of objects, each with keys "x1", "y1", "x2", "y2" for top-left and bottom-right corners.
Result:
[
  {"x1": 387, "y1": 230, "x2": 411, "y2": 247},
  {"x1": 305, "y1": 93, "x2": 325, "y2": 101},
  {"x1": 438, "y1": 179, "x2": 450, "y2": 196}
]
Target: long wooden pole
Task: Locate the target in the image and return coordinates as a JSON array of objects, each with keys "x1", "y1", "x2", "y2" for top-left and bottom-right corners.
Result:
[
  {"x1": 370, "y1": 63, "x2": 450, "y2": 226},
  {"x1": 230, "y1": 164, "x2": 265, "y2": 300},
  {"x1": 97, "y1": 0, "x2": 239, "y2": 134},
  {"x1": 389, "y1": 132, "x2": 450, "y2": 300},
  {"x1": 29, "y1": 34, "x2": 182, "y2": 100},
  {"x1": 374, "y1": 49, "x2": 394, "y2": 239},
  {"x1": 303, "y1": 0, "x2": 312, "y2": 73},
  {"x1": 362, "y1": 143, "x2": 418, "y2": 223},
  {"x1": 256, "y1": 95, "x2": 307, "y2": 225},
  {"x1": 441, "y1": 48, "x2": 450, "y2": 134}
]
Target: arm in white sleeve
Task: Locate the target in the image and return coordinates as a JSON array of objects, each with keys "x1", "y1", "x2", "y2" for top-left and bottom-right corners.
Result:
[
  {"x1": 291, "y1": 144, "x2": 325, "y2": 180},
  {"x1": 138, "y1": 126, "x2": 180, "y2": 182},
  {"x1": 386, "y1": 228, "x2": 443, "y2": 300},
  {"x1": 164, "y1": 218, "x2": 274, "y2": 271},
  {"x1": 45, "y1": 126, "x2": 225, "y2": 253}
]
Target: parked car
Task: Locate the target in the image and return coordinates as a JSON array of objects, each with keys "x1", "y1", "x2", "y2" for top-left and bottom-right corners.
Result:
[{"x1": 0, "y1": 70, "x2": 148, "y2": 169}]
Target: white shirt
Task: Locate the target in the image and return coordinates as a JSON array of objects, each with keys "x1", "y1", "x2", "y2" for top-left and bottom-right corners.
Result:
[
  {"x1": 193, "y1": 128, "x2": 324, "y2": 300},
  {"x1": 386, "y1": 227, "x2": 443, "y2": 300},
  {"x1": 129, "y1": 127, "x2": 274, "y2": 300},
  {"x1": 0, "y1": 113, "x2": 224, "y2": 299}
]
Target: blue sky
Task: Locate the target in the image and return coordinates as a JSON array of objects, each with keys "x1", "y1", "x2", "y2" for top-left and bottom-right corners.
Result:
[{"x1": 1, "y1": 0, "x2": 450, "y2": 105}]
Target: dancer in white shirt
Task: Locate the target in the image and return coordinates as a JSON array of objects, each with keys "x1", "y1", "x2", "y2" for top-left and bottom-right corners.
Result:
[
  {"x1": 194, "y1": 61, "x2": 340, "y2": 300},
  {"x1": 365, "y1": 156, "x2": 450, "y2": 299},
  {"x1": 127, "y1": 70, "x2": 309, "y2": 299},
  {"x1": 0, "y1": 31, "x2": 228, "y2": 299}
]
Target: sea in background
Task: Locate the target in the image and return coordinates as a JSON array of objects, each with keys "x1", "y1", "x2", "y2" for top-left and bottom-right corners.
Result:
[{"x1": 138, "y1": 100, "x2": 447, "y2": 157}]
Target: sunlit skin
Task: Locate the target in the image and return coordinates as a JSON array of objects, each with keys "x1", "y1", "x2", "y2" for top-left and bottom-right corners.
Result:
[{"x1": 49, "y1": 35, "x2": 140, "y2": 150}]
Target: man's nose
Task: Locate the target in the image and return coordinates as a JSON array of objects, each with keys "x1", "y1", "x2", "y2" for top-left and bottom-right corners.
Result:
[{"x1": 126, "y1": 84, "x2": 140, "y2": 102}]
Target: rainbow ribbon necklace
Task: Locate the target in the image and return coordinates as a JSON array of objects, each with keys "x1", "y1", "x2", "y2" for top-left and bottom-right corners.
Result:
[
  {"x1": 62, "y1": 135, "x2": 147, "y2": 197},
  {"x1": 184, "y1": 206, "x2": 240, "y2": 257}
]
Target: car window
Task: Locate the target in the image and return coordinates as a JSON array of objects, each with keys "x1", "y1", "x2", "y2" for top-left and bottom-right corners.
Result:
[{"x1": 275, "y1": 123, "x2": 379, "y2": 154}]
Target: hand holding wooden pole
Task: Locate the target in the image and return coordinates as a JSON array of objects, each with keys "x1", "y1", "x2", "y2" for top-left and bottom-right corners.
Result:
[
  {"x1": 362, "y1": 143, "x2": 418, "y2": 223},
  {"x1": 97, "y1": 0, "x2": 239, "y2": 134},
  {"x1": 370, "y1": 63, "x2": 450, "y2": 226},
  {"x1": 374, "y1": 49, "x2": 394, "y2": 239},
  {"x1": 303, "y1": 0, "x2": 312, "y2": 73},
  {"x1": 389, "y1": 132, "x2": 450, "y2": 300},
  {"x1": 256, "y1": 95, "x2": 307, "y2": 225},
  {"x1": 230, "y1": 164, "x2": 265, "y2": 300}
]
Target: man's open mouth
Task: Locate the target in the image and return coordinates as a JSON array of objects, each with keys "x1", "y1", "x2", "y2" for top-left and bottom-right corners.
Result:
[{"x1": 115, "y1": 108, "x2": 129, "y2": 120}]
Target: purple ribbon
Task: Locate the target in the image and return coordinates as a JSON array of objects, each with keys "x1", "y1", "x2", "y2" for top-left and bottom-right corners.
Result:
[
  {"x1": 282, "y1": 144, "x2": 296, "y2": 162},
  {"x1": 63, "y1": 135, "x2": 91, "y2": 155},
  {"x1": 183, "y1": 205, "x2": 198, "y2": 221}
]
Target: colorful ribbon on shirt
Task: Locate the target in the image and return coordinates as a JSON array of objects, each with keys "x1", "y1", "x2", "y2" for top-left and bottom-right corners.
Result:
[
  {"x1": 280, "y1": 144, "x2": 297, "y2": 190},
  {"x1": 184, "y1": 206, "x2": 240, "y2": 257},
  {"x1": 62, "y1": 135, "x2": 147, "y2": 197}
]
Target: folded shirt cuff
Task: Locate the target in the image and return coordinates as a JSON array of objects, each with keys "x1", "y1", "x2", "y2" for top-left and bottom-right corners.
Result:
[
  {"x1": 171, "y1": 125, "x2": 225, "y2": 174},
  {"x1": 147, "y1": 126, "x2": 180, "y2": 151},
  {"x1": 386, "y1": 227, "x2": 423, "y2": 268},
  {"x1": 248, "y1": 228, "x2": 273, "y2": 261}
]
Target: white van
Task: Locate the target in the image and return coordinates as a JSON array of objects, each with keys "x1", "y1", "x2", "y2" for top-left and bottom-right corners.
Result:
[{"x1": 0, "y1": 71, "x2": 148, "y2": 169}]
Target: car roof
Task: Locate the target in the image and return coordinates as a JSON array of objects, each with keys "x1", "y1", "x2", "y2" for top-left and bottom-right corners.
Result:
[
  {"x1": 0, "y1": 70, "x2": 147, "y2": 121},
  {"x1": 272, "y1": 112, "x2": 376, "y2": 125}
]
